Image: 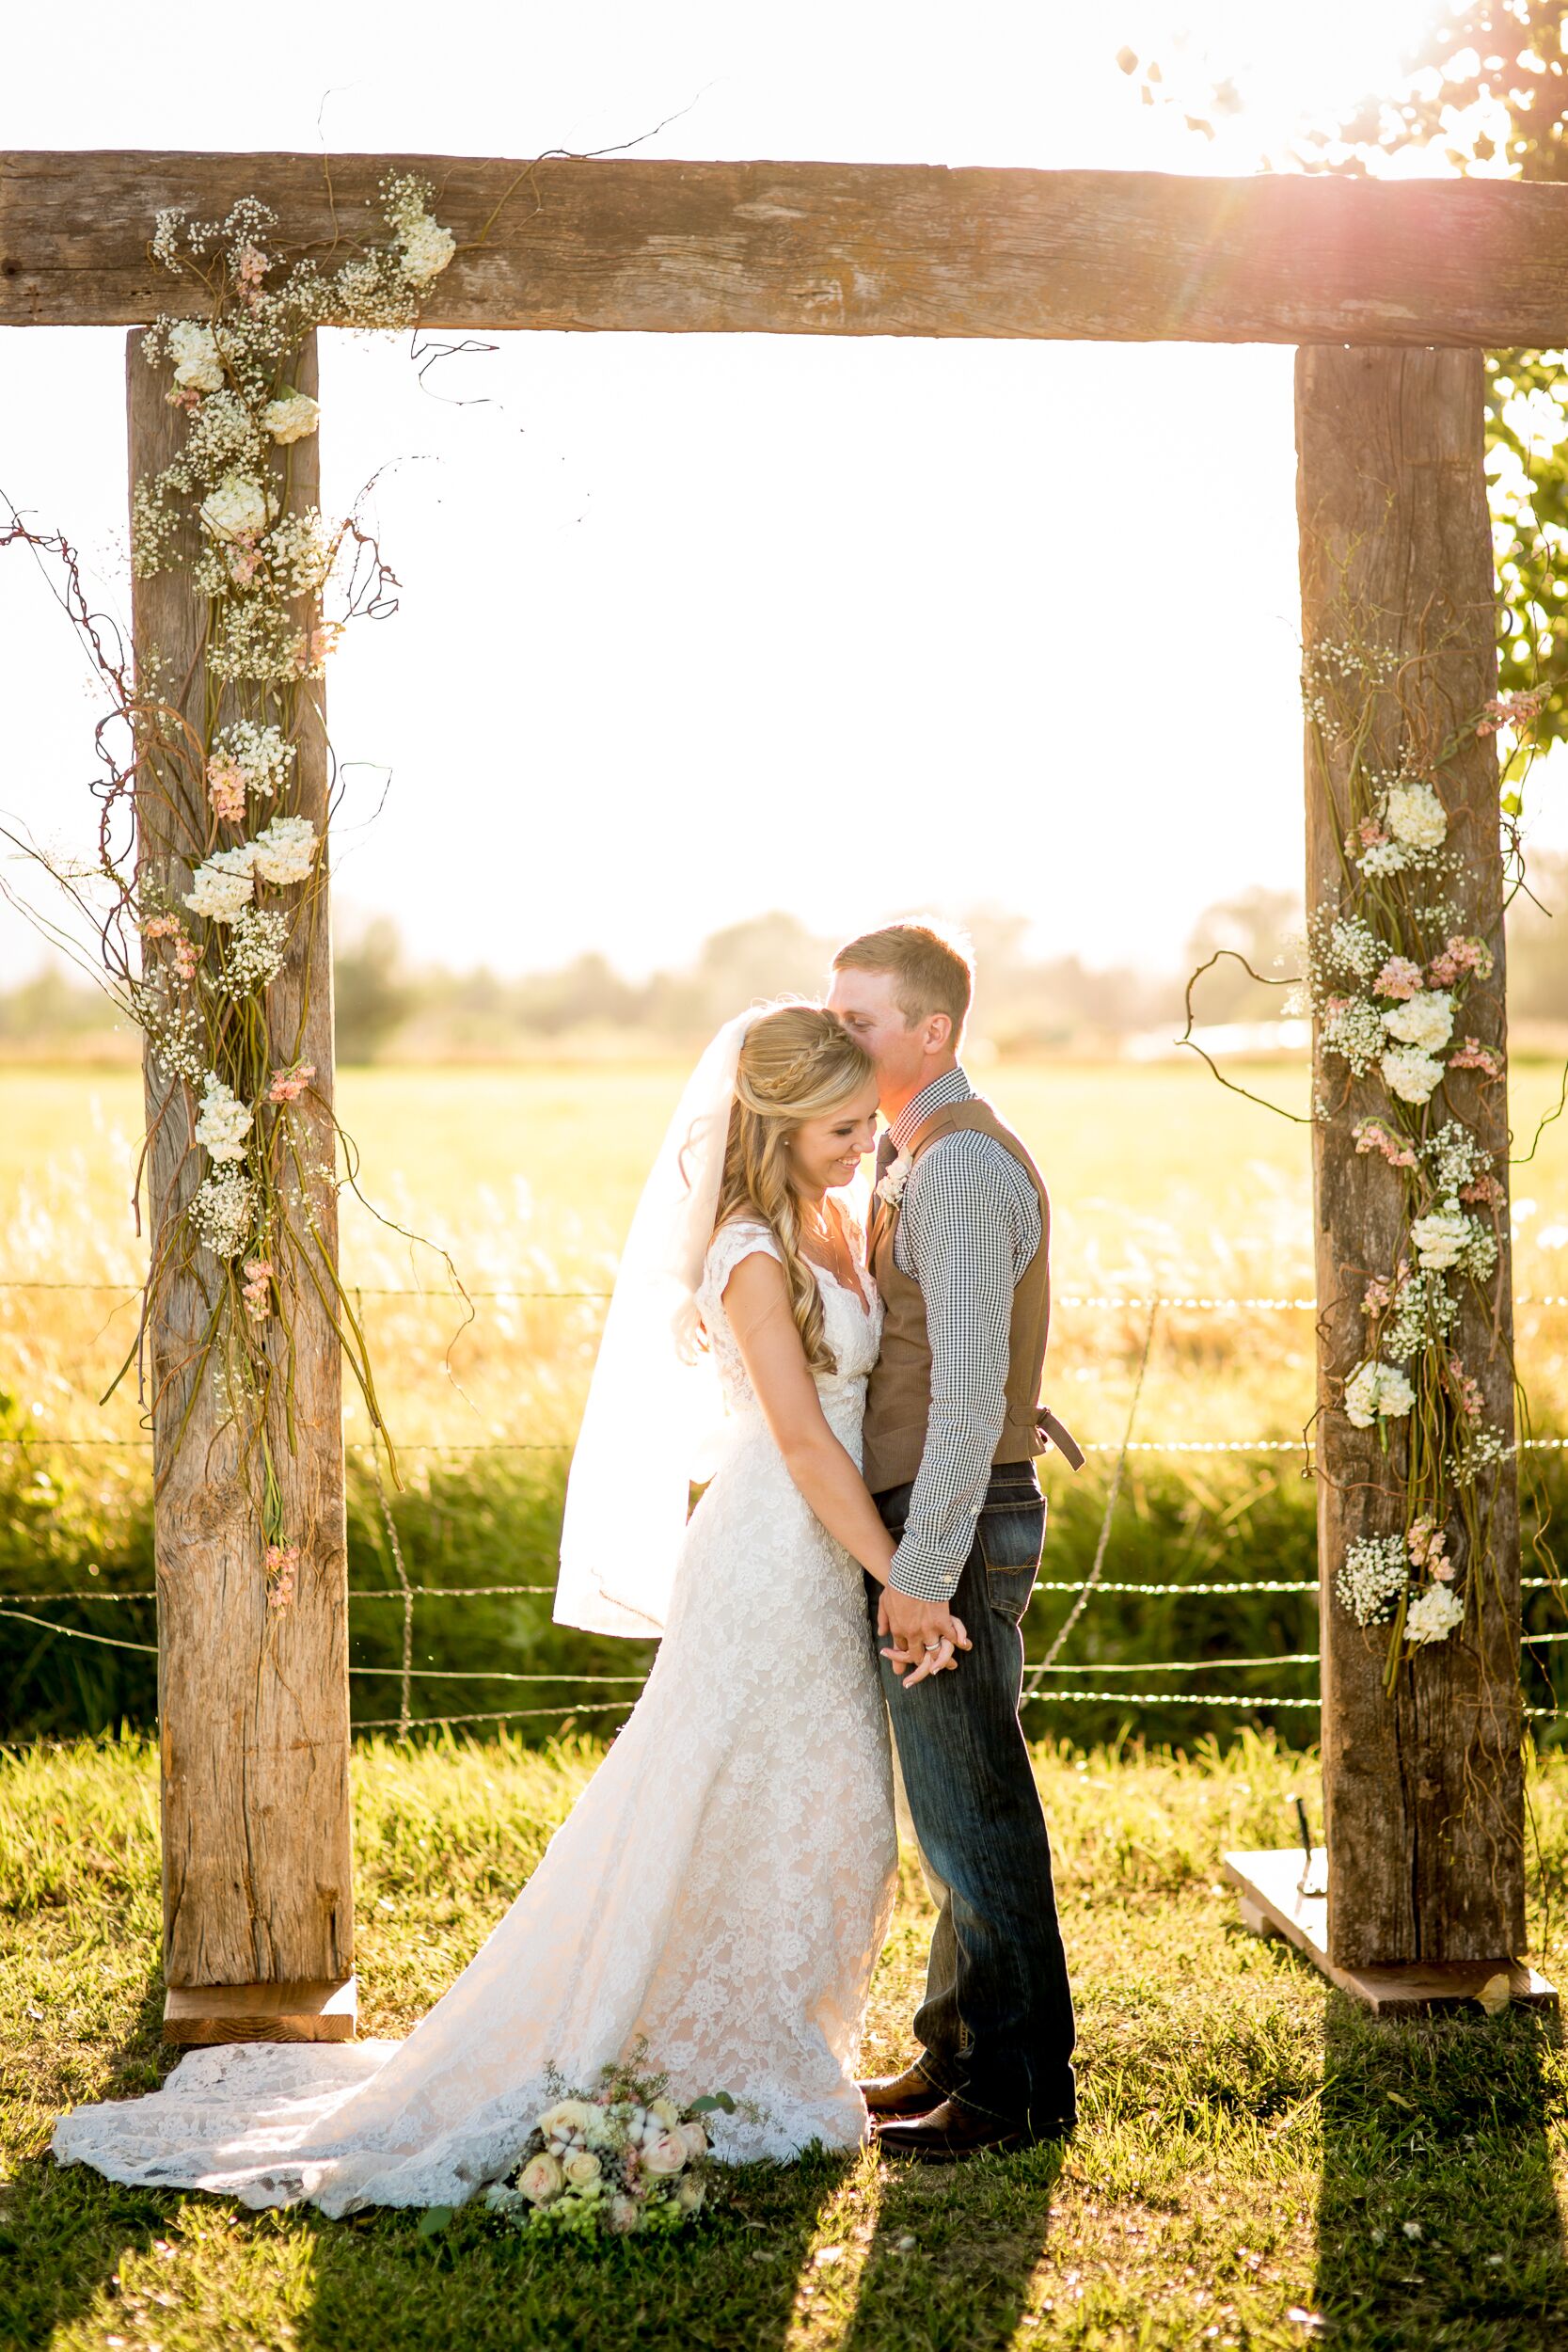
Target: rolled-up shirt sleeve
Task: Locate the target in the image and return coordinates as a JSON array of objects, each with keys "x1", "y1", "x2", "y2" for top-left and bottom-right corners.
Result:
[{"x1": 886, "y1": 1133, "x2": 1040, "y2": 1605}]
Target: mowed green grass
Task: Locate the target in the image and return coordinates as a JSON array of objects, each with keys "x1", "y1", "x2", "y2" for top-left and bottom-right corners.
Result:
[
  {"x1": 4, "y1": 1730, "x2": 1568, "y2": 2352},
  {"x1": 5, "y1": 1056, "x2": 1568, "y2": 1457}
]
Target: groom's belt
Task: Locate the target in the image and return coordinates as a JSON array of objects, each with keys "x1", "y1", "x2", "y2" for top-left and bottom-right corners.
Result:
[{"x1": 1034, "y1": 1405, "x2": 1085, "y2": 1472}]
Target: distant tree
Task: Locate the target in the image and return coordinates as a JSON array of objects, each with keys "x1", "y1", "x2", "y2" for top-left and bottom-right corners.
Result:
[
  {"x1": 1183, "y1": 887, "x2": 1304, "y2": 1025},
  {"x1": 333, "y1": 917, "x2": 414, "y2": 1063}
]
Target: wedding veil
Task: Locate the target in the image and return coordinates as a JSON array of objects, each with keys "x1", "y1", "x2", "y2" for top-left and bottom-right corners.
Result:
[{"x1": 554, "y1": 1008, "x2": 763, "y2": 1637}]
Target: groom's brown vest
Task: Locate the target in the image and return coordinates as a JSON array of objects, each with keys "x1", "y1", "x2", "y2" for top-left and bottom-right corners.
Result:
[{"x1": 861, "y1": 1097, "x2": 1057, "y2": 1497}]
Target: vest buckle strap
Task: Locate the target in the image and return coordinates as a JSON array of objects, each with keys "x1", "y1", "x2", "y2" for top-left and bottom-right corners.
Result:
[{"x1": 1034, "y1": 1405, "x2": 1085, "y2": 1472}]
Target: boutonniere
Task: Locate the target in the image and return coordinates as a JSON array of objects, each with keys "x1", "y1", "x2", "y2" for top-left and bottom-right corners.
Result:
[{"x1": 875, "y1": 1152, "x2": 913, "y2": 1213}]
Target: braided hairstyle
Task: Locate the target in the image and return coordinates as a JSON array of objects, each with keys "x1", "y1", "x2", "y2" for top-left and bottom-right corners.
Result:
[{"x1": 713, "y1": 1005, "x2": 875, "y2": 1375}]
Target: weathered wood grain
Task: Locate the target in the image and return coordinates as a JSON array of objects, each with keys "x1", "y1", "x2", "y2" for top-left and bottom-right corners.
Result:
[
  {"x1": 1297, "y1": 345, "x2": 1523, "y2": 1969},
  {"x1": 131, "y1": 332, "x2": 354, "y2": 1992},
  {"x1": 11, "y1": 153, "x2": 1568, "y2": 342}
]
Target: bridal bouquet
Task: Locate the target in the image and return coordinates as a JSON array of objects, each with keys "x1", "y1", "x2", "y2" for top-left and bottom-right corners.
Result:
[{"x1": 483, "y1": 2058, "x2": 735, "y2": 2240}]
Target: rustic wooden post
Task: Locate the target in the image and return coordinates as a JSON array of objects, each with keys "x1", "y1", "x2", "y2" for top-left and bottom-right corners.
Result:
[
  {"x1": 1237, "y1": 343, "x2": 1529, "y2": 2003},
  {"x1": 130, "y1": 329, "x2": 356, "y2": 2042}
]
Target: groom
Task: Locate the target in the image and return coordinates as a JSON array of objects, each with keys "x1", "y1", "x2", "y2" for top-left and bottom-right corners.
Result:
[{"x1": 827, "y1": 922, "x2": 1082, "y2": 2160}]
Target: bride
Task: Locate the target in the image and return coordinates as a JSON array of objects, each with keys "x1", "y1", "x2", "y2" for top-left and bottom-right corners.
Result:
[{"x1": 52, "y1": 1004, "x2": 965, "y2": 2213}]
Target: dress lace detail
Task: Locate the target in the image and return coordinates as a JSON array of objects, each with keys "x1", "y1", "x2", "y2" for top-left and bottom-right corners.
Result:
[{"x1": 52, "y1": 1220, "x2": 895, "y2": 2214}]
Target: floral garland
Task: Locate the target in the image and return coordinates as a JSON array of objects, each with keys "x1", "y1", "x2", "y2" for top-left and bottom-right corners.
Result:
[
  {"x1": 1299, "y1": 634, "x2": 1546, "y2": 1685},
  {"x1": 4, "y1": 180, "x2": 458, "y2": 1603}
]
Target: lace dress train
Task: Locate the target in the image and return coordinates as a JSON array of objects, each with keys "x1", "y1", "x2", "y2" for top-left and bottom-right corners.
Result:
[{"x1": 51, "y1": 1218, "x2": 896, "y2": 2214}]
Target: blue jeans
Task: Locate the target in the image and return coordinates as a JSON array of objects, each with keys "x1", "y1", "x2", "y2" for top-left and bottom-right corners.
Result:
[{"x1": 867, "y1": 1461, "x2": 1077, "y2": 2131}]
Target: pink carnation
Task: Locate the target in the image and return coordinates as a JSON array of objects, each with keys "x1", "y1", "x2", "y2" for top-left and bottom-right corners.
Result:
[
  {"x1": 1374, "y1": 956, "x2": 1423, "y2": 1001},
  {"x1": 1353, "y1": 1119, "x2": 1418, "y2": 1169},
  {"x1": 1449, "y1": 1037, "x2": 1502, "y2": 1076},
  {"x1": 206, "y1": 754, "x2": 246, "y2": 824},
  {"x1": 173, "y1": 938, "x2": 199, "y2": 981},
  {"x1": 1476, "y1": 688, "x2": 1547, "y2": 737},
  {"x1": 241, "y1": 1258, "x2": 274, "y2": 1320},
  {"x1": 142, "y1": 914, "x2": 181, "y2": 942},
  {"x1": 264, "y1": 1541, "x2": 300, "y2": 1609},
  {"x1": 267, "y1": 1063, "x2": 315, "y2": 1104},
  {"x1": 1460, "y1": 1173, "x2": 1505, "y2": 1208}
]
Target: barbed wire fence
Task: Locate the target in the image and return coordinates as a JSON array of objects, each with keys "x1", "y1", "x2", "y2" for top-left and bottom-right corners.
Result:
[{"x1": 3, "y1": 1271, "x2": 1566, "y2": 1740}]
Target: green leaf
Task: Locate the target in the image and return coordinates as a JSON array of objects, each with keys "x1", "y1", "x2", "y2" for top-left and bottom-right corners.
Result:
[
  {"x1": 418, "y1": 2204, "x2": 455, "y2": 2237},
  {"x1": 689, "y1": 2091, "x2": 737, "y2": 2115},
  {"x1": 1501, "y1": 791, "x2": 1523, "y2": 818}
]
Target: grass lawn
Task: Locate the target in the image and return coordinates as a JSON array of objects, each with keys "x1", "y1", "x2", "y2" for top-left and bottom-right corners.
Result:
[{"x1": 4, "y1": 1731, "x2": 1567, "y2": 2352}]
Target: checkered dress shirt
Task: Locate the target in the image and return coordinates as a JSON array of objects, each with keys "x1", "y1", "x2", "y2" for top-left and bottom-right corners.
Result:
[{"x1": 877, "y1": 1064, "x2": 1043, "y2": 1605}]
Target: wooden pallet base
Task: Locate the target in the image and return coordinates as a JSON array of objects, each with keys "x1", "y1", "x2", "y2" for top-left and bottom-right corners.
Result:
[
  {"x1": 1222, "y1": 1850, "x2": 1556, "y2": 2016},
  {"x1": 163, "y1": 1976, "x2": 358, "y2": 2045}
]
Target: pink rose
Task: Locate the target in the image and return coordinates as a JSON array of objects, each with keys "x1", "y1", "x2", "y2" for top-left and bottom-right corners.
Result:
[{"x1": 641, "y1": 2130, "x2": 687, "y2": 2176}]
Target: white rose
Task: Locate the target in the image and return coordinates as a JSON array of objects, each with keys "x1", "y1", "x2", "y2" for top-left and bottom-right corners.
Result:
[
  {"x1": 199, "y1": 471, "x2": 277, "y2": 543},
  {"x1": 399, "y1": 215, "x2": 456, "y2": 285},
  {"x1": 1384, "y1": 783, "x2": 1449, "y2": 851},
  {"x1": 676, "y1": 2174, "x2": 706, "y2": 2214},
  {"x1": 247, "y1": 815, "x2": 318, "y2": 888},
  {"x1": 1410, "y1": 1210, "x2": 1468, "y2": 1272},
  {"x1": 1381, "y1": 1044, "x2": 1446, "y2": 1105},
  {"x1": 517, "y1": 2151, "x2": 564, "y2": 2205},
  {"x1": 641, "y1": 2130, "x2": 687, "y2": 2176},
  {"x1": 261, "y1": 391, "x2": 321, "y2": 445},
  {"x1": 607, "y1": 2193, "x2": 641, "y2": 2234},
  {"x1": 1382, "y1": 990, "x2": 1454, "y2": 1056},
  {"x1": 1343, "y1": 1360, "x2": 1416, "y2": 1430},
  {"x1": 648, "y1": 2096, "x2": 682, "y2": 2129},
  {"x1": 169, "y1": 320, "x2": 225, "y2": 393},
  {"x1": 1405, "y1": 1583, "x2": 1465, "y2": 1645},
  {"x1": 184, "y1": 846, "x2": 256, "y2": 924},
  {"x1": 676, "y1": 2119, "x2": 708, "y2": 2161},
  {"x1": 562, "y1": 2149, "x2": 602, "y2": 2186}
]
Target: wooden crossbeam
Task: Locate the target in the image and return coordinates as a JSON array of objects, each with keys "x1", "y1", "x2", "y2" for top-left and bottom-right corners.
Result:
[{"x1": 8, "y1": 151, "x2": 1568, "y2": 343}]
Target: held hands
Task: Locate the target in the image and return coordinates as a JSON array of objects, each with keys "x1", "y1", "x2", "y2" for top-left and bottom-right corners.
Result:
[{"x1": 878, "y1": 1582, "x2": 972, "y2": 1689}]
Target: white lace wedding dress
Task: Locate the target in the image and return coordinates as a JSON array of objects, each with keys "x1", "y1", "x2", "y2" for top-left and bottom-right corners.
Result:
[{"x1": 52, "y1": 1217, "x2": 896, "y2": 2215}]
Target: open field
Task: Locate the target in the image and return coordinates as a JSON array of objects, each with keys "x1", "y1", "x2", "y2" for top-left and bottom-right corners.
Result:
[
  {"x1": 5, "y1": 1054, "x2": 1568, "y2": 1454},
  {"x1": 4, "y1": 1730, "x2": 1568, "y2": 2352},
  {"x1": 3, "y1": 1057, "x2": 1567, "y2": 1747}
]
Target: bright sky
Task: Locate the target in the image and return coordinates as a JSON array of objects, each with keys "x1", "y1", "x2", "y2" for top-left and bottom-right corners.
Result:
[{"x1": 8, "y1": 0, "x2": 1553, "y2": 987}]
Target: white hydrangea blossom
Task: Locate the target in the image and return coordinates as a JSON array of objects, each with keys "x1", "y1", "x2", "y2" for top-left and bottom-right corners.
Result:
[
  {"x1": 199, "y1": 471, "x2": 277, "y2": 543},
  {"x1": 194, "y1": 1073, "x2": 253, "y2": 1164},
  {"x1": 261, "y1": 391, "x2": 320, "y2": 444},
  {"x1": 184, "y1": 847, "x2": 256, "y2": 923},
  {"x1": 1343, "y1": 1359, "x2": 1416, "y2": 1428},
  {"x1": 190, "y1": 1170, "x2": 256, "y2": 1259},
  {"x1": 1382, "y1": 989, "x2": 1454, "y2": 1057},
  {"x1": 1381, "y1": 1043, "x2": 1447, "y2": 1105},
  {"x1": 1404, "y1": 1582, "x2": 1465, "y2": 1645},
  {"x1": 1337, "y1": 1534, "x2": 1408, "y2": 1627},
  {"x1": 169, "y1": 319, "x2": 225, "y2": 392},
  {"x1": 1384, "y1": 783, "x2": 1449, "y2": 852},
  {"x1": 1410, "y1": 1206, "x2": 1469, "y2": 1272},
  {"x1": 248, "y1": 815, "x2": 318, "y2": 887}
]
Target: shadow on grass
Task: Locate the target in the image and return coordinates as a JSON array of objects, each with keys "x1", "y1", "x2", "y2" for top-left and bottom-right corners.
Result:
[
  {"x1": 0, "y1": 1962, "x2": 182, "y2": 2352},
  {"x1": 298, "y1": 2148, "x2": 856, "y2": 2352},
  {"x1": 839, "y1": 2141, "x2": 1063, "y2": 2352},
  {"x1": 1315, "y1": 1991, "x2": 1568, "y2": 2350}
]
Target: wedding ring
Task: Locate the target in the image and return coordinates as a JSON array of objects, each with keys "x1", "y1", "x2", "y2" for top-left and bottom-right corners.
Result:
[{"x1": 924, "y1": 1642, "x2": 942, "y2": 1651}]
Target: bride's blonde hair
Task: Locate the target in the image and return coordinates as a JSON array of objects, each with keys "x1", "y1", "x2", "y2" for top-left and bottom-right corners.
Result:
[{"x1": 713, "y1": 1005, "x2": 874, "y2": 1375}]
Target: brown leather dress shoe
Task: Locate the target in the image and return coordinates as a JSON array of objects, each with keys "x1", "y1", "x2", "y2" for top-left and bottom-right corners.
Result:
[
  {"x1": 858, "y1": 2061, "x2": 942, "y2": 2120},
  {"x1": 873, "y1": 2095, "x2": 1075, "y2": 2163}
]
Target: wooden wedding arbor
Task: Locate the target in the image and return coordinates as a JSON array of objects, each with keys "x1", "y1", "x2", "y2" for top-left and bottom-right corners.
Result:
[{"x1": 2, "y1": 151, "x2": 1560, "y2": 2034}]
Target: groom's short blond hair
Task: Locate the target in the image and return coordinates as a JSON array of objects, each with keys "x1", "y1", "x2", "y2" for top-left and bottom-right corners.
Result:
[{"x1": 832, "y1": 922, "x2": 973, "y2": 1037}]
